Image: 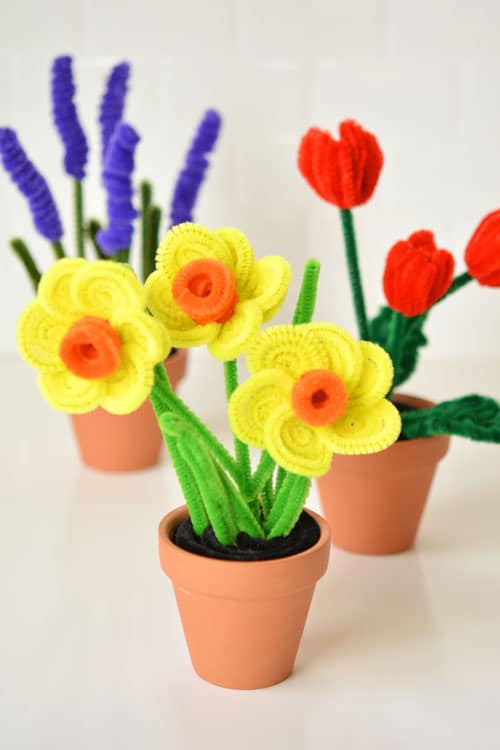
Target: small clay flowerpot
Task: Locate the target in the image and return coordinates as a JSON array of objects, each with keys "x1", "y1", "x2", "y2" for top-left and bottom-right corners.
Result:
[
  {"x1": 316, "y1": 394, "x2": 451, "y2": 555},
  {"x1": 158, "y1": 505, "x2": 330, "y2": 689},
  {"x1": 70, "y1": 349, "x2": 188, "y2": 472}
]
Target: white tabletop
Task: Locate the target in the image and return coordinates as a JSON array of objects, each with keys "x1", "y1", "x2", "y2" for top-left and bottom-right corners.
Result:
[{"x1": 1, "y1": 352, "x2": 499, "y2": 749}]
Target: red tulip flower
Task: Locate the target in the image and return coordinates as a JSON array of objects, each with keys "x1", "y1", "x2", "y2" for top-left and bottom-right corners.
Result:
[
  {"x1": 464, "y1": 210, "x2": 500, "y2": 286},
  {"x1": 383, "y1": 230, "x2": 455, "y2": 316},
  {"x1": 297, "y1": 120, "x2": 383, "y2": 209}
]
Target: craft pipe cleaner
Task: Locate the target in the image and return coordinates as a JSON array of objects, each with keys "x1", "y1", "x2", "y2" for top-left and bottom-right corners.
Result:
[
  {"x1": 98, "y1": 61, "x2": 130, "y2": 162},
  {"x1": 51, "y1": 55, "x2": 88, "y2": 180}
]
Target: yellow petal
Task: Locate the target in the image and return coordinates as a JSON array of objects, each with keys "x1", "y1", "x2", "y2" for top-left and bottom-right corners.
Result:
[
  {"x1": 249, "y1": 256, "x2": 291, "y2": 321},
  {"x1": 246, "y1": 323, "x2": 330, "y2": 379},
  {"x1": 101, "y1": 349, "x2": 154, "y2": 415},
  {"x1": 264, "y1": 403, "x2": 333, "y2": 477},
  {"x1": 72, "y1": 261, "x2": 145, "y2": 319},
  {"x1": 111, "y1": 311, "x2": 171, "y2": 364},
  {"x1": 208, "y1": 300, "x2": 263, "y2": 361},
  {"x1": 16, "y1": 300, "x2": 70, "y2": 371},
  {"x1": 228, "y1": 369, "x2": 293, "y2": 448},
  {"x1": 306, "y1": 323, "x2": 363, "y2": 393},
  {"x1": 145, "y1": 269, "x2": 220, "y2": 347},
  {"x1": 349, "y1": 342, "x2": 394, "y2": 407},
  {"x1": 215, "y1": 227, "x2": 255, "y2": 295},
  {"x1": 321, "y1": 399, "x2": 401, "y2": 455},
  {"x1": 38, "y1": 368, "x2": 104, "y2": 414},
  {"x1": 38, "y1": 258, "x2": 86, "y2": 318},
  {"x1": 155, "y1": 223, "x2": 233, "y2": 277}
]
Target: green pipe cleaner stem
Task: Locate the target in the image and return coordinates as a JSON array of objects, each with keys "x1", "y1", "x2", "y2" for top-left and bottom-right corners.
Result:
[
  {"x1": 156, "y1": 416, "x2": 209, "y2": 536},
  {"x1": 292, "y1": 258, "x2": 321, "y2": 325},
  {"x1": 10, "y1": 238, "x2": 41, "y2": 291},
  {"x1": 51, "y1": 241, "x2": 66, "y2": 260},
  {"x1": 265, "y1": 473, "x2": 311, "y2": 539},
  {"x1": 147, "y1": 205, "x2": 162, "y2": 280},
  {"x1": 275, "y1": 466, "x2": 286, "y2": 496},
  {"x1": 86, "y1": 219, "x2": 106, "y2": 259},
  {"x1": 224, "y1": 359, "x2": 252, "y2": 492},
  {"x1": 339, "y1": 208, "x2": 370, "y2": 341},
  {"x1": 140, "y1": 181, "x2": 152, "y2": 281},
  {"x1": 438, "y1": 271, "x2": 473, "y2": 303},
  {"x1": 151, "y1": 363, "x2": 243, "y2": 487},
  {"x1": 214, "y1": 463, "x2": 265, "y2": 538},
  {"x1": 74, "y1": 180, "x2": 85, "y2": 257},
  {"x1": 177, "y1": 434, "x2": 239, "y2": 546},
  {"x1": 387, "y1": 310, "x2": 405, "y2": 396},
  {"x1": 251, "y1": 451, "x2": 276, "y2": 496}
]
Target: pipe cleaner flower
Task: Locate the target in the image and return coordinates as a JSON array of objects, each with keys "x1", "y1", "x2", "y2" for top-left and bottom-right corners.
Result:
[
  {"x1": 0, "y1": 128, "x2": 63, "y2": 242},
  {"x1": 464, "y1": 210, "x2": 500, "y2": 287},
  {"x1": 228, "y1": 323, "x2": 401, "y2": 477},
  {"x1": 298, "y1": 120, "x2": 383, "y2": 209},
  {"x1": 98, "y1": 61, "x2": 130, "y2": 161},
  {"x1": 170, "y1": 109, "x2": 222, "y2": 227},
  {"x1": 51, "y1": 56, "x2": 89, "y2": 180},
  {"x1": 17, "y1": 259, "x2": 170, "y2": 414},
  {"x1": 383, "y1": 230, "x2": 455, "y2": 316},
  {"x1": 97, "y1": 123, "x2": 140, "y2": 255},
  {"x1": 145, "y1": 223, "x2": 291, "y2": 361}
]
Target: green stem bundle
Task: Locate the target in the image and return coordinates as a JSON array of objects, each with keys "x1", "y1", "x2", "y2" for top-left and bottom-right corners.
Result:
[{"x1": 10, "y1": 238, "x2": 41, "y2": 291}]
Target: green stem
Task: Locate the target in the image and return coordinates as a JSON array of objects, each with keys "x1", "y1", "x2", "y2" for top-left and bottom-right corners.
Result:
[
  {"x1": 387, "y1": 310, "x2": 406, "y2": 396},
  {"x1": 140, "y1": 181, "x2": 152, "y2": 281},
  {"x1": 150, "y1": 363, "x2": 243, "y2": 487},
  {"x1": 339, "y1": 208, "x2": 370, "y2": 340},
  {"x1": 74, "y1": 180, "x2": 84, "y2": 257},
  {"x1": 10, "y1": 238, "x2": 41, "y2": 291},
  {"x1": 292, "y1": 258, "x2": 321, "y2": 325},
  {"x1": 438, "y1": 271, "x2": 473, "y2": 303},
  {"x1": 50, "y1": 241, "x2": 65, "y2": 260},
  {"x1": 224, "y1": 360, "x2": 252, "y2": 492},
  {"x1": 264, "y1": 474, "x2": 311, "y2": 539},
  {"x1": 87, "y1": 219, "x2": 106, "y2": 259},
  {"x1": 146, "y1": 205, "x2": 162, "y2": 280},
  {"x1": 251, "y1": 451, "x2": 276, "y2": 497}
]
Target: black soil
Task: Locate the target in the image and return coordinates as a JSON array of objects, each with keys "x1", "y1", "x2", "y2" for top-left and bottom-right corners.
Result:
[{"x1": 173, "y1": 511, "x2": 321, "y2": 561}]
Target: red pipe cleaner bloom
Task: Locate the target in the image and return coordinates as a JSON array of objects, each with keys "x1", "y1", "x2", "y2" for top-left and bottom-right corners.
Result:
[
  {"x1": 464, "y1": 210, "x2": 500, "y2": 287},
  {"x1": 297, "y1": 120, "x2": 383, "y2": 209},
  {"x1": 383, "y1": 230, "x2": 455, "y2": 316}
]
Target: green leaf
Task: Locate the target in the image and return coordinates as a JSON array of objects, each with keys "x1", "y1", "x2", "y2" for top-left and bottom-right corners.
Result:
[
  {"x1": 402, "y1": 394, "x2": 500, "y2": 442},
  {"x1": 370, "y1": 306, "x2": 428, "y2": 388}
]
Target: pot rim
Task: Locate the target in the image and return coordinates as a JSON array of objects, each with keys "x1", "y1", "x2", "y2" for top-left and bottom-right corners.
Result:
[{"x1": 158, "y1": 505, "x2": 331, "y2": 599}]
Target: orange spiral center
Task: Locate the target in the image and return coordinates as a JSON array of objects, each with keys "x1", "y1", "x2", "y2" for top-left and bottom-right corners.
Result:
[
  {"x1": 172, "y1": 258, "x2": 238, "y2": 325},
  {"x1": 60, "y1": 316, "x2": 122, "y2": 379},
  {"x1": 292, "y1": 369, "x2": 348, "y2": 426}
]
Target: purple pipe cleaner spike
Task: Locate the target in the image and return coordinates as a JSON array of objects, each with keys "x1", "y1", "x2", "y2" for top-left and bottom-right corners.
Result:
[
  {"x1": 98, "y1": 62, "x2": 130, "y2": 162},
  {"x1": 169, "y1": 109, "x2": 222, "y2": 227},
  {"x1": 97, "y1": 123, "x2": 140, "y2": 255},
  {"x1": 51, "y1": 55, "x2": 88, "y2": 180},
  {"x1": 0, "y1": 128, "x2": 63, "y2": 241}
]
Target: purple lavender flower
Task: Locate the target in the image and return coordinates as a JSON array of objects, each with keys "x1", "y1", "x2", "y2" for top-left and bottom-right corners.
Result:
[
  {"x1": 0, "y1": 128, "x2": 63, "y2": 241},
  {"x1": 97, "y1": 123, "x2": 140, "y2": 255},
  {"x1": 169, "y1": 109, "x2": 222, "y2": 227},
  {"x1": 98, "y1": 62, "x2": 130, "y2": 162},
  {"x1": 51, "y1": 55, "x2": 88, "y2": 180}
]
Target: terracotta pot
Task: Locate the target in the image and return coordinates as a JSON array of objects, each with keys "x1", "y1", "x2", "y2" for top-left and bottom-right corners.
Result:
[
  {"x1": 70, "y1": 349, "x2": 188, "y2": 472},
  {"x1": 316, "y1": 394, "x2": 451, "y2": 555},
  {"x1": 158, "y1": 505, "x2": 330, "y2": 689}
]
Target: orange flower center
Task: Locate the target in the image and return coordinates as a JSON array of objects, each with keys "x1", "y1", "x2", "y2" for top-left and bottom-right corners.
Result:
[
  {"x1": 292, "y1": 369, "x2": 348, "y2": 426},
  {"x1": 60, "y1": 316, "x2": 122, "y2": 380},
  {"x1": 172, "y1": 258, "x2": 238, "y2": 325}
]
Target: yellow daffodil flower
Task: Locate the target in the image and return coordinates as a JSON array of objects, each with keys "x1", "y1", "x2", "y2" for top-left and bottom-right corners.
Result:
[
  {"x1": 17, "y1": 258, "x2": 170, "y2": 414},
  {"x1": 145, "y1": 223, "x2": 291, "y2": 361},
  {"x1": 228, "y1": 323, "x2": 401, "y2": 477}
]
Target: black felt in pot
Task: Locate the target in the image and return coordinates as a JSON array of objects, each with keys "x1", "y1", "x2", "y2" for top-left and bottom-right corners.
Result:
[{"x1": 174, "y1": 510, "x2": 321, "y2": 561}]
